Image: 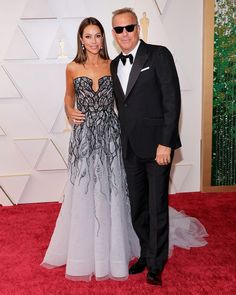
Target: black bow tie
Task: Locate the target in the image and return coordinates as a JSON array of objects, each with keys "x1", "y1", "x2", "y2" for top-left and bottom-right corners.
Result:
[{"x1": 120, "y1": 53, "x2": 133, "y2": 65}]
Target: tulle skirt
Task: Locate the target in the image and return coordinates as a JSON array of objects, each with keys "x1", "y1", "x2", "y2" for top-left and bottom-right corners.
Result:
[
  {"x1": 41, "y1": 153, "x2": 208, "y2": 281},
  {"x1": 41, "y1": 152, "x2": 140, "y2": 281}
]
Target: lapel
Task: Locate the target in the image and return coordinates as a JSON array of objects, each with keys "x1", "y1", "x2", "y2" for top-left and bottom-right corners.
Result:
[
  {"x1": 125, "y1": 40, "x2": 149, "y2": 99},
  {"x1": 111, "y1": 54, "x2": 125, "y2": 99},
  {"x1": 111, "y1": 40, "x2": 149, "y2": 101}
]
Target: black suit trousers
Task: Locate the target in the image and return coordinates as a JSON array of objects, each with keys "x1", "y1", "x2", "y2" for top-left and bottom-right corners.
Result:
[{"x1": 124, "y1": 141, "x2": 173, "y2": 272}]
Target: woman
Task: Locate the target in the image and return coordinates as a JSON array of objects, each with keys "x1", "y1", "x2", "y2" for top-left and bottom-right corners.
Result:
[
  {"x1": 41, "y1": 17, "x2": 140, "y2": 281},
  {"x1": 41, "y1": 17, "x2": 208, "y2": 282}
]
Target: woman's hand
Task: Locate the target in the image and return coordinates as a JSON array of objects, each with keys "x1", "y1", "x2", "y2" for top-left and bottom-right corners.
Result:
[{"x1": 67, "y1": 108, "x2": 85, "y2": 125}]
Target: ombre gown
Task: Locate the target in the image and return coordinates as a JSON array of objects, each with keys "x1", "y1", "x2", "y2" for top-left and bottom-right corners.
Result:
[{"x1": 41, "y1": 76, "x2": 208, "y2": 281}]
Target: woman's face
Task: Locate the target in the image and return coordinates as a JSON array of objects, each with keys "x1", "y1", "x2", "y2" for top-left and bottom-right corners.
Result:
[{"x1": 80, "y1": 25, "x2": 103, "y2": 55}]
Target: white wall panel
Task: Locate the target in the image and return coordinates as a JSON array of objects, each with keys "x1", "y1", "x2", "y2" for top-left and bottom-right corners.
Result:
[
  {"x1": 51, "y1": 106, "x2": 72, "y2": 134},
  {"x1": 155, "y1": 0, "x2": 168, "y2": 14},
  {"x1": 36, "y1": 139, "x2": 67, "y2": 171},
  {"x1": 0, "y1": 66, "x2": 22, "y2": 98},
  {"x1": 50, "y1": 133, "x2": 71, "y2": 163},
  {"x1": 169, "y1": 164, "x2": 193, "y2": 194},
  {"x1": 21, "y1": 0, "x2": 56, "y2": 19},
  {"x1": 4, "y1": 25, "x2": 39, "y2": 60},
  {"x1": 19, "y1": 171, "x2": 68, "y2": 203},
  {"x1": 0, "y1": 139, "x2": 30, "y2": 174},
  {"x1": 0, "y1": 0, "x2": 204, "y2": 205},
  {"x1": 0, "y1": 187, "x2": 14, "y2": 206},
  {"x1": 130, "y1": 0, "x2": 191, "y2": 93},
  {"x1": 15, "y1": 138, "x2": 48, "y2": 168},
  {"x1": 19, "y1": 20, "x2": 60, "y2": 59},
  {"x1": 5, "y1": 63, "x2": 66, "y2": 132},
  {"x1": 47, "y1": 24, "x2": 75, "y2": 59},
  {"x1": 0, "y1": 100, "x2": 47, "y2": 137},
  {"x1": 0, "y1": 127, "x2": 6, "y2": 136},
  {"x1": 0, "y1": 0, "x2": 27, "y2": 60},
  {"x1": 0, "y1": 174, "x2": 30, "y2": 204},
  {"x1": 134, "y1": 0, "x2": 171, "y2": 48}
]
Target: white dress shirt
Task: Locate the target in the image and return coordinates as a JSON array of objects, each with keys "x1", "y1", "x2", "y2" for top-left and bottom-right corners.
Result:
[{"x1": 117, "y1": 40, "x2": 140, "y2": 94}]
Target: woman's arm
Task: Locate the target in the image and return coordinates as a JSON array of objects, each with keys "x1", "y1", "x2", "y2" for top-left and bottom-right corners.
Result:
[{"x1": 64, "y1": 63, "x2": 85, "y2": 125}]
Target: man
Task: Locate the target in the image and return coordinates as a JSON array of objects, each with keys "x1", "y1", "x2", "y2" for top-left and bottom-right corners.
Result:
[{"x1": 110, "y1": 8, "x2": 181, "y2": 286}]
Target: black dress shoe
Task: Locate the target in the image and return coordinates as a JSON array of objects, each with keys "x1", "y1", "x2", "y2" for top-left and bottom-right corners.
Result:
[
  {"x1": 146, "y1": 270, "x2": 162, "y2": 286},
  {"x1": 129, "y1": 258, "x2": 146, "y2": 274}
]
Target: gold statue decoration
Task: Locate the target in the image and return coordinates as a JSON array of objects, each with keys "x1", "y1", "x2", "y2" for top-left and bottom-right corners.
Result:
[
  {"x1": 58, "y1": 39, "x2": 68, "y2": 59},
  {"x1": 140, "y1": 12, "x2": 150, "y2": 42}
]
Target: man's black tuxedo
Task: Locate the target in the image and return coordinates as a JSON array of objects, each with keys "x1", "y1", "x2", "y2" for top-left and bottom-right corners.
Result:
[
  {"x1": 111, "y1": 40, "x2": 181, "y2": 272},
  {"x1": 111, "y1": 40, "x2": 181, "y2": 160}
]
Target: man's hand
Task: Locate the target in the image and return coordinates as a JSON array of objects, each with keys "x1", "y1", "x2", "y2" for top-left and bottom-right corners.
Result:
[{"x1": 155, "y1": 144, "x2": 171, "y2": 165}]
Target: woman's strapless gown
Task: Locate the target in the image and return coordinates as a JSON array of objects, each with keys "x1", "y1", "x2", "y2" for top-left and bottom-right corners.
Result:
[{"x1": 41, "y1": 76, "x2": 208, "y2": 281}]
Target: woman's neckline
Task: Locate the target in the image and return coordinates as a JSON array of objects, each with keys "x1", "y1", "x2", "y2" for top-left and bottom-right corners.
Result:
[
  {"x1": 73, "y1": 75, "x2": 112, "y2": 81},
  {"x1": 73, "y1": 75, "x2": 112, "y2": 93}
]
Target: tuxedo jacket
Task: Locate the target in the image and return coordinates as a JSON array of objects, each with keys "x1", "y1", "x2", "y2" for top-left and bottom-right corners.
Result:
[{"x1": 110, "y1": 40, "x2": 181, "y2": 159}]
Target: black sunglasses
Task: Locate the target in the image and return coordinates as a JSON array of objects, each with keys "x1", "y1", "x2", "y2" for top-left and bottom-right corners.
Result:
[{"x1": 113, "y1": 24, "x2": 137, "y2": 34}]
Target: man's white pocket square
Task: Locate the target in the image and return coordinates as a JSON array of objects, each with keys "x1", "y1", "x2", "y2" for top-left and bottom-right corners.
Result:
[{"x1": 140, "y1": 66, "x2": 150, "y2": 72}]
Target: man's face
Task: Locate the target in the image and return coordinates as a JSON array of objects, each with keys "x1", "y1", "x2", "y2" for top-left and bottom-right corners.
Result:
[{"x1": 112, "y1": 12, "x2": 140, "y2": 54}]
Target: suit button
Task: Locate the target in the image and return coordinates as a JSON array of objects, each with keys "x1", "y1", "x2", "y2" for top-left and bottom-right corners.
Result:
[{"x1": 124, "y1": 104, "x2": 128, "y2": 107}]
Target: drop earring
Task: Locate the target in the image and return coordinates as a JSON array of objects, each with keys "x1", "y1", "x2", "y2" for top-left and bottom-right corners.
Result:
[{"x1": 82, "y1": 43, "x2": 85, "y2": 50}]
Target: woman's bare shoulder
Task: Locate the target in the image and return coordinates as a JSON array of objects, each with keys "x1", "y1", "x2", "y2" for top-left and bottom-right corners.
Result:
[
  {"x1": 67, "y1": 61, "x2": 82, "y2": 71},
  {"x1": 66, "y1": 61, "x2": 84, "y2": 77}
]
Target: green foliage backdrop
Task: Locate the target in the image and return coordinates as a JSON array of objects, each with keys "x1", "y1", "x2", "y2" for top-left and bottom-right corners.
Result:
[{"x1": 212, "y1": 0, "x2": 236, "y2": 185}]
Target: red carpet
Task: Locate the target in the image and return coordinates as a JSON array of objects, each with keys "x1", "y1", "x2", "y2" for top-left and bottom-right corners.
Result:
[{"x1": 0, "y1": 192, "x2": 235, "y2": 294}]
